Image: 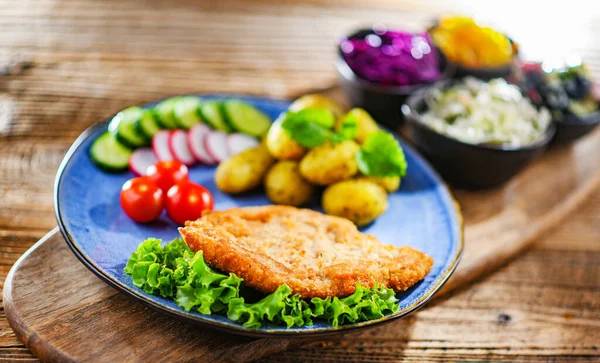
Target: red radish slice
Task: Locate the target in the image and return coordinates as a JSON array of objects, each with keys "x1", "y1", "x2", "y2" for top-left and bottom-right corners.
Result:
[
  {"x1": 129, "y1": 148, "x2": 158, "y2": 176},
  {"x1": 204, "y1": 130, "x2": 229, "y2": 162},
  {"x1": 152, "y1": 130, "x2": 174, "y2": 161},
  {"x1": 187, "y1": 124, "x2": 216, "y2": 164},
  {"x1": 168, "y1": 129, "x2": 196, "y2": 166},
  {"x1": 226, "y1": 133, "x2": 260, "y2": 156}
]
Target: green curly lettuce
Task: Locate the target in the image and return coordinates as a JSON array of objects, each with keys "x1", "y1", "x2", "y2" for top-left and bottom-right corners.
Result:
[{"x1": 125, "y1": 238, "x2": 400, "y2": 329}]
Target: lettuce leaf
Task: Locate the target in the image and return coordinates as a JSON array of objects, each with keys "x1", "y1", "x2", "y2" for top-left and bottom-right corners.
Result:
[{"x1": 125, "y1": 238, "x2": 399, "y2": 329}]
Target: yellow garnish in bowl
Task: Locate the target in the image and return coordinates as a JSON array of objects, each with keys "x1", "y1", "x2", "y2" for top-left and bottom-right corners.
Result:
[{"x1": 430, "y1": 16, "x2": 515, "y2": 69}]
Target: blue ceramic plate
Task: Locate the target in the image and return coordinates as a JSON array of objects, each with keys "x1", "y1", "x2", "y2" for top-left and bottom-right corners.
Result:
[{"x1": 55, "y1": 94, "x2": 463, "y2": 337}]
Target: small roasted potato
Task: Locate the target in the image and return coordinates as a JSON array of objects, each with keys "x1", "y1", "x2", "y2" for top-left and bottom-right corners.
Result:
[
  {"x1": 265, "y1": 115, "x2": 306, "y2": 160},
  {"x1": 322, "y1": 179, "x2": 388, "y2": 226},
  {"x1": 336, "y1": 108, "x2": 379, "y2": 144},
  {"x1": 215, "y1": 145, "x2": 275, "y2": 194},
  {"x1": 265, "y1": 161, "x2": 314, "y2": 206},
  {"x1": 289, "y1": 94, "x2": 345, "y2": 118},
  {"x1": 357, "y1": 176, "x2": 401, "y2": 193},
  {"x1": 299, "y1": 140, "x2": 359, "y2": 185}
]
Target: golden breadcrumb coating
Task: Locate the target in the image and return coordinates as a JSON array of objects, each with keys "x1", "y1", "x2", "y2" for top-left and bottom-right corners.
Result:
[{"x1": 179, "y1": 206, "x2": 433, "y2": 299}]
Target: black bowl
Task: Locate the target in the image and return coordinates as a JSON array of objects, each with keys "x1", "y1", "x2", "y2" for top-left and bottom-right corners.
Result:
[
  {"x1": 552, "y1": 107, "x2": 600, "y2": 145},
  {"x1": 401, "y1": 85, "x2": 556, "y2": 189},
  {"x1": 336, "y1": 28, "x2": 452, "y2": 130},
  {"x1": 435, "y1": 46, "x2": 516, "y2": 81}
]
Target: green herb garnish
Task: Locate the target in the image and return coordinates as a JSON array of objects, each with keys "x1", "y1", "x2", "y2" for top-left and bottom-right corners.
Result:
[
  {"x1": 280, "y1": 107, "x2": 357, "y2": 147},
  {"x1": 331, "y1": 111, "x2": 358, "y2": 143},
  {"x1": 356, "y1": 131, "x2": 407, "y2": 178},
  {"x1": 125, "y1": 237, "x2": 399, "y2": 329}
]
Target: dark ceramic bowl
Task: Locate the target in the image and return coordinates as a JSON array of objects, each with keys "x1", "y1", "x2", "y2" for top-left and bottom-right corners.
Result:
[
  {"x1": 336, "y1": 28, "x2": 452, "y2": 130},
  {"x1": 435, "y1": 46, "x2": 516, "y2": 81},
  {"x1": 552, "y1": 107, "x2": 600, "y2": 145},
  {"x1": 402, "y1": 85, "x2": 556, "y2": 189}
]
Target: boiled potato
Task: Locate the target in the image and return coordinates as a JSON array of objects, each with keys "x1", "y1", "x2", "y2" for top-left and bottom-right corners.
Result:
[
  {"x1": 322, "y1": 179, "x2": 388, "y2": 226},
  {"x1": 299, "y1": 140, "x2": 359, "y2": 185},
  {"x1": 265, "y1": 115, "x2": 306, "y2": 160},
  {"x1": 336, "y1": 108, "x2": 379, "y2": 144},
  {"x1": 357, "y1": 176, "x2": 401, "y2": 193},
  {"x1": 215, "y1": 145, "x2": 275, "y2": 194},
  {"x1": 265, "y1": 161, "x2": 314, "y2": 206},
  {"x1": 289, "y1": 94, "x2": 345, "y2": 118}
]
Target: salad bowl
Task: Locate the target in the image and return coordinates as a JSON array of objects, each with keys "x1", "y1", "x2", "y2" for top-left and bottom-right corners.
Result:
[
  {"x1": 402, "y1": 83, "x2": 556, "y2": 189},
  {"x1": 336, "y1": 27, "x2": 452, "y2": 130},
  {"x1": 553, "y1": 107, "x2": 600, "y2": 144}
]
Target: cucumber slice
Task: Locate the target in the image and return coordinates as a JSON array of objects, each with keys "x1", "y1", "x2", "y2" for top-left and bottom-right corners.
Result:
[
  {"x1": 222, "y1": 100, "x2": 271, "y2": 137},
  {"x1": 198, "y1": 100, "x2": 231, "y2": 132},
  {"x1": 136, "y1": 109, "x2": 162, "y2": 139},
  {"x1": 109, "y1": 107, "x2": 149, "y2": 148},
  {"x1": 173, "y1": 96, "x2": 203, "y2": 130},
  {"x1": 154, "y1": 98, "x2": 179, "y2": 129},
  {"x1": 90, "y1": 132, "x2": 132, "y2": 172}
]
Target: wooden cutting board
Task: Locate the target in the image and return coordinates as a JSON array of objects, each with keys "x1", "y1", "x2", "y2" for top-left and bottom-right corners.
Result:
[{"x1": 4, "y1": 128, "x2": 600, "y2": 362}]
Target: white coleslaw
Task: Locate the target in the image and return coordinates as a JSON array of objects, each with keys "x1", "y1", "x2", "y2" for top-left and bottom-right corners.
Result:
[{"x1": 422, "y1": 77, "x2": 551, "y2": 147}]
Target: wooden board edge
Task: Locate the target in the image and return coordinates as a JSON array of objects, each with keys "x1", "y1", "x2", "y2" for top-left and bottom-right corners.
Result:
[
  {"x1": 3, "y1": 227, "x2": 77, "y2": 363},
  {"x1": 439, "y1": 168, "x2": 600, "y2": 295}
]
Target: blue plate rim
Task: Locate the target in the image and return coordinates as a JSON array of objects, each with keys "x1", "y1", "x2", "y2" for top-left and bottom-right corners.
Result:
[{"x1": 54, "y1": 94, "x2": 464, "y2": 338}]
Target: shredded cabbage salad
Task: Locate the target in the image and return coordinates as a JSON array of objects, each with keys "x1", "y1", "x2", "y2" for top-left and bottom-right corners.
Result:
[
  {"x1": 125, "y1": 237, "x2": 400, "y2": 329},
  {"x1": 422, "y1": 77, "x2": 551, "y2": 147}
]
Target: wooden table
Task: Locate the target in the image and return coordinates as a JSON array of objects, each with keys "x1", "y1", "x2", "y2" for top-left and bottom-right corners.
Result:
[{"x1": 0, "y1": 0, "x2": 598, "y2": 361}]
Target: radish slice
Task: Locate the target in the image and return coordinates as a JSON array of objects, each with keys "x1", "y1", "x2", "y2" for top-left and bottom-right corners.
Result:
[
  {"x1": 226, "y1": 133, "x2": 260, "y2": 156},
  {"x1": 187, "y1": 124, "x2": 216, "y2": 164},
  {"x1": 168, "y1": 129, "x2": 196, "y2": 166},
  {"x1": 152, "y1": 130, "x2": 174, "y2": 161},
  {"x1": 204, "y1": 131, "x2": 229, "y2": 162},
  {"x1": 129, "y1": 148, "x2": 158, "y2": 176}
]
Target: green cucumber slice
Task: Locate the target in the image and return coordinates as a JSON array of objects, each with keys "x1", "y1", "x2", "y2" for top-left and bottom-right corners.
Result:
[
  {"x1": 109, "y1": 107, "x2": 149, "y2": 148},
  {"x1": 198, "y1": 100, "x2": 231, "y2": 132},
  {"x1": 154, "y1": 98, "x2": 179, "y2": 129},
  {"x1": 136, "y1": 109, "x2": 162, "y2": 139},
  {"x1": 222, "y1": 100, "x2": 271, "y2": 137},
  {"x1": 173, "y1": 96, "x2": 203, "y2": 130},
  {"x1": 90, "y1": 132, "x2": 132, "y2": 172}
]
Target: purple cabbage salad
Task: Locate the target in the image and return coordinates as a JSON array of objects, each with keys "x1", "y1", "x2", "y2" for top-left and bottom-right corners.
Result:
[{"x1": 340, "y1": 27, "x2": 441, "y2": 86}]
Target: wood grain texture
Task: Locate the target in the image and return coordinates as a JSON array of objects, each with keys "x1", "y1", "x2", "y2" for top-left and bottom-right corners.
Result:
[
  {"x1": 3, "y1": 230, "x2": 313, "y2": 362},
  {"x1": 0, "y1": 0, "x2": 599, "y2": 361}
]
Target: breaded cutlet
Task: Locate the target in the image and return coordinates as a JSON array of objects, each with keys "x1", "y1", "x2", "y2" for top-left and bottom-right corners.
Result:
[{"x1": 179, "y1": 205, "x2": 433, "y2": 299}]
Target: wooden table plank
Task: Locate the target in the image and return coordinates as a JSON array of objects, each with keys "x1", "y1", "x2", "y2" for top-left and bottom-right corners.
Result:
[{"x1": 0, "y1": 0, "x2": 599, "y2": 361}]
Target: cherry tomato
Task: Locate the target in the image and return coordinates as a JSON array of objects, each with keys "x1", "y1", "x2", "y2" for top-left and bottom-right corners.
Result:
[
  {"x1": 146, "y1": 160, "x2": 189, "y2": 193},
  {"x1": 120, "y1": 177, "x2": 164, "y2": 222},
  {"x1": 165, "y1": 181, "x2": 214, "y2": 225}
]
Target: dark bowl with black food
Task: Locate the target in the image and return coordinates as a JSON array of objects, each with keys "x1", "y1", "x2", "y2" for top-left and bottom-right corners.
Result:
[
  {"x1": 336, "y1": 26, "x2": 450, "y2": 130},
  {"x1": 520, "y1": 60, "x2": 600, "y2": 144},
  {"x1": 428, "y1": 16, "x2": 518, "y2": 81},
  {"x1": 402, "y1": 78, "x2": 556, "y2": 189}
]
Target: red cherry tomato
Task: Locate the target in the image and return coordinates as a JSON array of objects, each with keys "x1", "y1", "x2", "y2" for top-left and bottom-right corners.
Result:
[
  {"x1": 120, "y1": 177, "x2": 165, "y2": 222},
  {"x1": 165, "y1": 181, "x2": 214, "y2": 225},
  {"x1": 146, "y1": 160, "x2": 189, "y2": 193}
]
